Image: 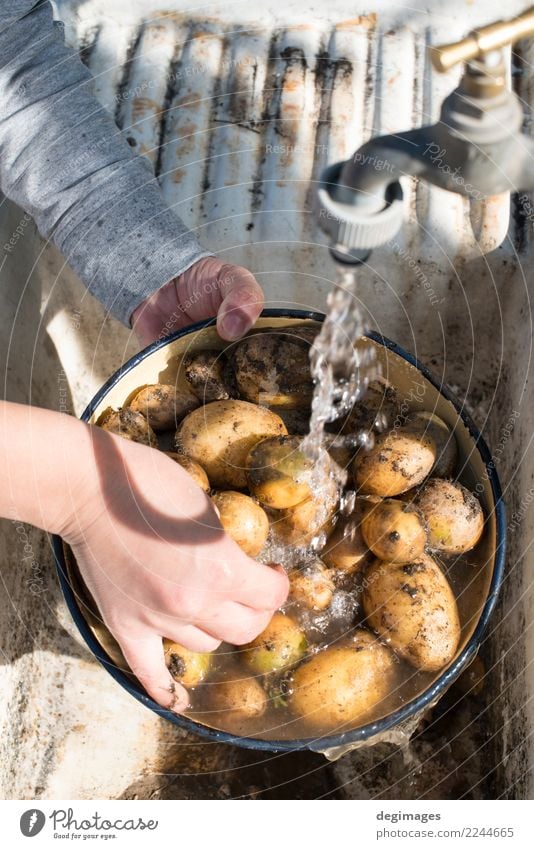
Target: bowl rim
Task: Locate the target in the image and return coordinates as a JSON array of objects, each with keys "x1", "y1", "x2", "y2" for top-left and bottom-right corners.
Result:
[{"x1": 52, "y1": 308, "x2": 507, "y2": 753}]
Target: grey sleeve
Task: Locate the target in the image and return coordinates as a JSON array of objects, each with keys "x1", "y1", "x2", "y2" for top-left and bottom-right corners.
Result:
[{"x1": 0, "y1": 1, "x2": 212, "y2": 324}]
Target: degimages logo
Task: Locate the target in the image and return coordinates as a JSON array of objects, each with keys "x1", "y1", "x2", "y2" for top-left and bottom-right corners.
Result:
[{"x1": 20, "y1": 809, "x2": 46, "y2": 837}]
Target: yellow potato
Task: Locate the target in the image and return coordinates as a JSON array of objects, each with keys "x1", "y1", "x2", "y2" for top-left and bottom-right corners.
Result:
[
  {"x1": 164, "y1": 452, "x2": 210, "y2": 492},
  {"x1": 100, "y1": 408, "x2": 157, "y2": 446},
  {"x1": 242, "y1": 613, "x2": 307, "y2": 674},
  {"x1": 353, "y1": 426, "x2": 435, "y2": 496},
  {"x1": 163, "y1": 639, "x2": 212, "y2": 688},
  {"x1": 271, "y1": 481, "x2": 338, "y2": 547},
  {"x1": 129, "y1": 384, "x2": 199, "y2": 431},
  {"x1": 176, "y1": 400, "x2": 287, "y2": 488},
  {"x1": 414, "y1": 478, "x2": 484, "y2": 554},
  {"x1": 289, "y1": 559, "x2": 335, "y2": 610},
  {"x1": 361, "y1": 499, "x2": 427, "y2": 563},
  {"x1": 362, "y1": 554, "x2": 461, "y2": 672},
  {"x1": 246, "y1": 436, "x2": 313, "y2": 509},
  {"x1": 321, "y1": 514, "x2": 369, "y2": 573},
  {"x1": 289, "y1": 630, "x2": 395, "y2": 731},
  {"x1": 406, "y1": 410, "x2": 458, "y2": 478},
  {"x1": 211, "y1": 491, "x2": 269, "y2": 557},
  {"x1": 206, "y1": 672, "x2": 267, "y2": 722}
]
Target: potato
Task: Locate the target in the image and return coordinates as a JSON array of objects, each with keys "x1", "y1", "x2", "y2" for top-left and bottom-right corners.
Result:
[
  {"x1": 414, "y1": 479, "x2": 484, "y2": 554},
  {"x1": 271, "y1": 480, "x2": 338, "y2": 546},
  {"x1": 362, "y1": 554, "x2": 461, "y2": 672},
  {"x1": 182, "y1": 349, "x2": 235, "y2": 402},
  {"x1": 289, "y1": 559, "x2": 335, "y2": 610},
  {"x1": 164, "y1": 452, "x2": 210, "y2": 492},
  {"x1": 100, "y1": 408, "x2": 157, "y2": 446},
  {"x1": 230, "y1": 327, "x2": 314, "y2": 407},
  {"x1": 163, "y1": 639, "x2": 212, "y2": 688},
  {"x1": 242, "y1": 613, "x2": 307, "y2": 674},
  {"x1": 361, "y1": 499, "x2": 427, "y2": 564},
  {"x1": 321, "y1": 514, "x2": 369, "y2": 573},
  {"x1": 289, "y1": 630, "x2": 395, "y2": 731},
  {"x1": 335, "y1": 378, "x2": 400, "y2": 435},
  {"x1": 211, "y1": 491, "x2": 269, "y2": 557},
  {"x1": 176, "y1": 400, "x2": 287, "y2": 488},
  {"x1": 246, "y1": 436, "x2": 313, "y2": 509},
  {"x1": 206, "y1": 671, "x2": 267, "y2": 722},
  {"x1": 353, "y1": 426, "x2": 436, "y2": 496},
  {"x1": 129, "y1": 384, "x2": 199, "y2": 431},
  {"x1": 406, "y1": 411, "x2": 458, "y2": 477}
]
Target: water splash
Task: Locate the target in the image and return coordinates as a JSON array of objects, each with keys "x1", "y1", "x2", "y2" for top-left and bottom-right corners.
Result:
[{"x1": 302, "y1": 268, "x2": 381, "y2": 462}]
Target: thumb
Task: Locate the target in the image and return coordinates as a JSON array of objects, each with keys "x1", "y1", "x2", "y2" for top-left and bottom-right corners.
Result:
[
  {"x1": 216, "y1": 264, "x2": 264, "y2": 341},
  {"x1": 117, "y1": 630, "x2": 189, "y2": 713}
]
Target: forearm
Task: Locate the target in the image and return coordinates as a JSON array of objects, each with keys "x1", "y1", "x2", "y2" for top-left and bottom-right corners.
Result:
[
  {"x1": 0, "y1": 400, "x2": 95, "y2": 536},
  {"x1": 0, "y1": 1, "x2": 211, "y2": 324}
]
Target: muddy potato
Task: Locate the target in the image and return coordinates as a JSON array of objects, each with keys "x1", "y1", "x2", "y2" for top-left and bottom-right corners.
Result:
[
  {"x1": 406, "y1": 410, "x2": 458, "y2": 478},
  {"x1": 361, "y1": 498, "x2": 427, "y2": 564},
  {"x1": 230, "y1": 327, "x2": 314, "y2": 407},
  {"x1": 362, "y1": 554, "x2": 461, "y2": 672},
  {"x1": 336, "y1": 378, "x2": 400, "y2": 436},
  {"x1": 164, "y1": 452, "x2": 210, "y2": 492},
  {"x1": 211, "y1": 491, "x2": 269, "y2": 557},
  {"x1": 176, "y1": 399, "x2": 287, "y2": 488},
  {"x1": 414, "y1": 478, "x2": 484, "y2": 554},
  {"x1": 163, "y1": 639, "x2": 212, "y2": 688},
  {"x1": 99, "y1": 408, "x2": 157, "y2": 446},
  {"x1": 182, "y1": 349, "x2": 235, "y2": 402},
  {"x1": 353, "y1": 426, "x2": 436, "y2": 497},
  {"x1": 289, "y1": 630, "x2": 395, "y2": 731},
  {"x1": 242, "y1": 613, "x2": 307, "y2": 674},
  {"x1": 322, "y1": 513, "x2": 369, "y2": 573},
  {"x1": 207, "y1": 672, "x2": 267, "y2": 722},
  {"x1": 246, "y1": 435, "x2": 313, "y2": 509},
  {"x1": 129, "y1": 384, "x2": 199, "y2": 431},
  {"x1": 289, "y1": 559, "x2": 335, "y2": 610}
]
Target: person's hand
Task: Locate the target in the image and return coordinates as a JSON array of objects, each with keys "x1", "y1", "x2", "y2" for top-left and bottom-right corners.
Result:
[
  {"x1": 131, "y1": 256, "x2": 264, "y2": 347},
  {"x1": 65, "y1": 426, "x2": 288, "y2": 712}
]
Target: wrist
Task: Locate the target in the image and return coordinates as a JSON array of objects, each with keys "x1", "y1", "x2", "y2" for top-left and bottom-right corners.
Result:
[{"x1": 0, "y1": 401, "x2": 97, "y2": 537}]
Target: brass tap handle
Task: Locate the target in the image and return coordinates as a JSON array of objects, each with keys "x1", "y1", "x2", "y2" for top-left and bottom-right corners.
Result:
[{"x1": 429, "y1": 6, "x2": 534, "y2": 72}]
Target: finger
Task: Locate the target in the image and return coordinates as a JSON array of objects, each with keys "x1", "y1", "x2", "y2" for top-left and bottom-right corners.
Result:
[
  {"x1": 197, "y1": 601, "x2": 273, "y2": 645},
  {"x1": 160, "y1": 624, "x2": 221, "y2": 653},
  {"x1": 231, "y1": 559, "x2": 289, "y2": 611},
  {"x1": 117, "y1": 630, "x2": 189, "y2": 712},
  {"x1": 216, "y1": 265, "x2": 264, "y2": 340}
]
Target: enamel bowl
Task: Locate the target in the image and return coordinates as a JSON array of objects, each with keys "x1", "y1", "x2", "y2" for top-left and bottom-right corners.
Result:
[{"x1": 53, "y1": 310, "x2": 505, "y2": 754}]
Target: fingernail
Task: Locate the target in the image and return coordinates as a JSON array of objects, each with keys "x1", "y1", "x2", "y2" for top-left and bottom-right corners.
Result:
[
  {"x1": 169, "y1": 683, "x2": 189, "y2": 713},
  {"x1": 220, "y1": 311, "x2": 249, "y2": 340}
]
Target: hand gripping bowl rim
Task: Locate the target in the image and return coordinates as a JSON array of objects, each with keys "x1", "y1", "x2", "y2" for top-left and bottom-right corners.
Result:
[{"x1": 52, "y1": 309, "x2": 506, "y2": 754}]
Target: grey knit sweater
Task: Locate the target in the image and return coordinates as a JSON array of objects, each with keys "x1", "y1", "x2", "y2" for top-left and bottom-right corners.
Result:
[{"x1": 0, "y1": 1, "x2": 211, "y2": 324}]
